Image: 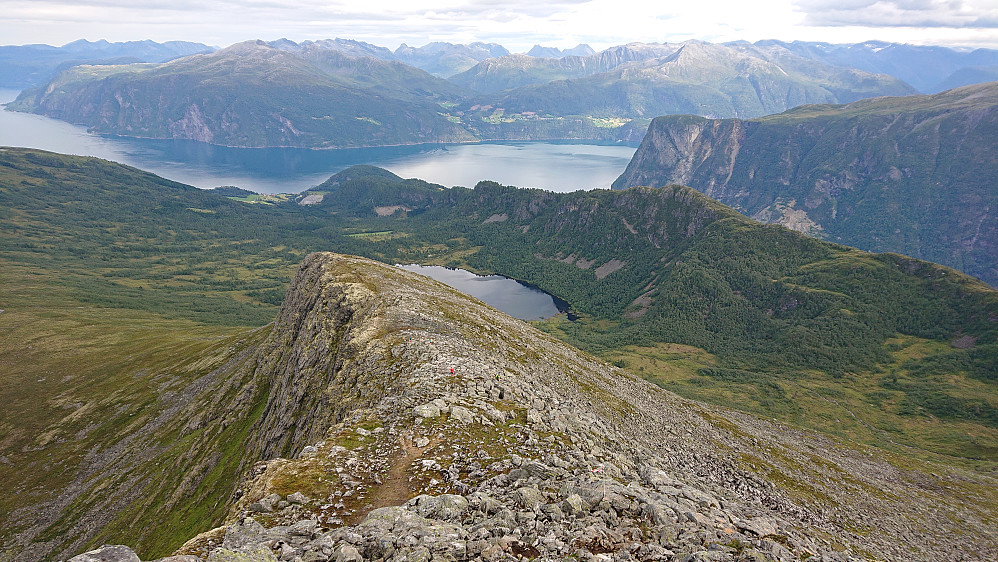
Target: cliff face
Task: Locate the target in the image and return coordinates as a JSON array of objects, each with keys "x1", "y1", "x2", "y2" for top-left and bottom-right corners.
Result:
[
  {"x1": 614, "y1": 82, "x2": 998, "y2": 286},
  {"x1": 72, "y1": 252, "x2": 996, "y2": 562}
]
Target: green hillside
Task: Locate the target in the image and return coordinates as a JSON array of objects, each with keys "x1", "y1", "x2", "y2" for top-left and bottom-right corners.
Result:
[
  {"x1": 8, "y1": 41, "x2": 474, "y2": 148},
  {"x1": 2, "y1": 149, "x2": 996, "y2": 558},
  {"x1": 613, "y1": 81, "x2": 998, "y2": 288}
]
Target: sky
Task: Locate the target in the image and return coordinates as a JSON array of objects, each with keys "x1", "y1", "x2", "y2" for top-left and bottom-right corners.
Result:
[{"x1": 2, "y1": 0, "x2": 997, "y2": 52}]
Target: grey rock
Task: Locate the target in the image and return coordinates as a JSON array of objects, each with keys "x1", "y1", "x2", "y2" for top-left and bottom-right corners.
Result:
[
  {"x1": 562, "y1": 494, "x2": 584, "y2": 516},
  {"x1": 333, "y1": 544, "x2": 362, "y2": 562},
  {"x1": 222, "y1": 517, "x2": 268, "y2": 550},
  {"x1": 68, "y1": 545, "x2": 141, "y2": 562},
  {"x1": 287, "y1": 491, "x2": 309, "y2": 505},
  {"x1": 450, "y1": 405, "x2": 475, "y2": 424},
  {"x1": 735, "y1": 517, "x2": 778, "y2": 537},
  {"x1": 514, "y1": 486, "x2": 544, "y2": 511},
  {"x1": 290, "y1": 519, "x2": 319, "y2": 537},
  {"x1": 208, "y1": 546, "x2": 278, "y2": 562},
  {"x1": 414, "y1": 403, "x2": 440, "y2": 419}
]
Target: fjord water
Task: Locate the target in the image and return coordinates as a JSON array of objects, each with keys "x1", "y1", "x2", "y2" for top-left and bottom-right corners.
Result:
[
  {"x1": 398, "y1": 265, "x2": 562, "y2": 321},
  {"x1": 0, "y1": 89, "x2": 636, "y2": 193}
]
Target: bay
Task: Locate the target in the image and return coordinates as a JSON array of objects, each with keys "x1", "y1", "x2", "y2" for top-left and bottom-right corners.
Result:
[
  {"x1": 398, "y1": 265, "x2": 564, "y2": 321},
  {"x1": 0, "y1": 89, "x2": 636, "y2": 194}
]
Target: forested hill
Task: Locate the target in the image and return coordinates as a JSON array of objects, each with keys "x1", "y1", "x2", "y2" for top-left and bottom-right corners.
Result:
[
  {"x1": 613, "y1": 81, "x2": 998, "y2": 288},
  {"x1": 313, "y1": 167, "x2": 998, "y2": 374},
  {"x1": 3, "y1": 149, "x2": 997, "y2": 478},
  {"x1": 3, "y1": 149, "x2": 998, "y2": 558}
]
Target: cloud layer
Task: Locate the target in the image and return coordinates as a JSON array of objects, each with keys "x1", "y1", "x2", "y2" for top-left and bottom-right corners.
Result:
[{"x1": 1, "y1": 0, "x2": 996, "y2": 50}]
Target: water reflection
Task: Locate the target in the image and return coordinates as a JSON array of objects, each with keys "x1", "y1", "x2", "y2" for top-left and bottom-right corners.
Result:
[
  {"x1": 398, "y1": 264, "x2": 564, "y2": 321},
  {"x1": 0, "y1": 88, "x2": 636, "y2": 194}
]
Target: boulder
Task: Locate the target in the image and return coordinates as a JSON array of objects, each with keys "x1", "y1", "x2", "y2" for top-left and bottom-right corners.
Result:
[{"x1": 68, "y1": 546, "x2": 141, "y2": 562}]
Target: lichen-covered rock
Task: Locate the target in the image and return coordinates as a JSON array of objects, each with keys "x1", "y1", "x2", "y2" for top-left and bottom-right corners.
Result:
[{"x1": 68, "y1": 545, "x2": 140, "y2": 562}]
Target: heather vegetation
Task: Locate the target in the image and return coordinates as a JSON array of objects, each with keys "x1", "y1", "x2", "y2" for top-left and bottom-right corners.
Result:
[{"x1": 2, "y1": 150, "x2": 996, "y2": 469}]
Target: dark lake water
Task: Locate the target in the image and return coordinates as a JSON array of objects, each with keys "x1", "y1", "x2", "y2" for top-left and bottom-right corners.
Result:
[
  {"x1": 398, "y1": 265, "x2": 563, "y2": 321},
  {"x1": 0, "y1": 89, "x2": 636, "y2": 194}
]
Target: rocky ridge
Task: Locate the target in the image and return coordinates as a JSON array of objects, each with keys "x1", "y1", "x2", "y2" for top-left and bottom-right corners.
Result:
[{"x1": 70, "y1": 253, "x2": 996, "y2": 562}]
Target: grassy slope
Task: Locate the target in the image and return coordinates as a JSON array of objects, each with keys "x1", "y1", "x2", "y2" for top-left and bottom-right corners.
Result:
[{"x1": 1, "y1": 150, "x2": 996, "y2": 556}]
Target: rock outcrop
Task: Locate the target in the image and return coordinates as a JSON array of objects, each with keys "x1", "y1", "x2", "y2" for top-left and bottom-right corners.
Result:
[
  {"x1": 613, "y1": 82, "x2": 998, "y2": 287},
  {"x1": 75, "y1": 252, "x2": 998, "y2": 561}
]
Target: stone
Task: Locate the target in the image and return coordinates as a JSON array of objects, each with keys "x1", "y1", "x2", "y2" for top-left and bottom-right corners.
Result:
[
  {"x1": 514, "y1": 486, "x2": 544, "y2": 511},
  {"x1": 290, "y1": 519, "x2": 318, "y2": 537},
  {"x1": 415, "y1": 403, "x2": 440, "y2": 419},
  {"x1": 526, "y1": 408, "x2": 543, "y2": 425},
  {"x1": 736, "y1": 517, "x2": 778, "y2": 537},
  {"x1": 207, "y1": 546, "x2": 278, "y2": 562},
  {"x1": 333, "y1": 544, "x2": 363, "y2": 562},
  {"x1": 287, "y1": 491, "x2": 309, "y2": 505},
  {"x1": 481, "y1": 543, "x2": 504, "y2": 561},
  {"x1": 450, "y1": 405, "x2": 475, "y2": 424},
  {"x1": 222, "y1": 517, "x2": 268, "y2": 550},
  {"x1": 562, "y1": 494, "x2": 584, "y2": 516},
  {"x1": 68, "y1": 545, "x2": 141, "y2": 562}
]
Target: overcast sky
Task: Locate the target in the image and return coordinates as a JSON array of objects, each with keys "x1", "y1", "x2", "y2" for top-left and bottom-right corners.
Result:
[{"x1": 2, "y1": 0, "x2": 997, "y2": 51}]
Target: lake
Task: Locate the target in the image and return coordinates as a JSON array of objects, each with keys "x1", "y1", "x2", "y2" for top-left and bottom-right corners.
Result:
[
  {"x1": 0, "y1": 89, "x2": 636, "y2": 194},
  {"x1": 398, "y1": 265, "x2": 565, "y2": 321}
]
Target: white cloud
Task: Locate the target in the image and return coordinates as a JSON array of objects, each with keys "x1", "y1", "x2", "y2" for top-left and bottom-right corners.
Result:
[
  {"x1": 0, "y1": 0, "x2": 996, "y2": 50},
  {"x1": 795, "y1": 0, "x2": 998, "y2": 28}
]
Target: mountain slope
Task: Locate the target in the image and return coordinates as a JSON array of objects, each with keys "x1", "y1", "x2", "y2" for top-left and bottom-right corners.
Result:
[
  {"x1": 75, "y1": 253, "x2": 998, "y2": 561},
  {"x1": 478, "y1": 41, "x2": 915, "y2": 120},
  {"x1": 613, "y1": 81, "x2": 998, "y2": 287},
  {"x1": 8, "y1": 41, "x2": 474, "y2": 148},
  {"x1": 2, "y1": 149, "x2": 997, "y2": 559},
  {"x1": 449, "y1": 43, "x2": 680, "y2": 94},
  {"x1": 762, "y1": 40, "x2": 998, "y2": 93},
  {"x1": 394, "y1": 41, "x2": 510, "y2": 77},
  {"x1": 0, "y1": 39, "x2": 214, "y2": 89}
]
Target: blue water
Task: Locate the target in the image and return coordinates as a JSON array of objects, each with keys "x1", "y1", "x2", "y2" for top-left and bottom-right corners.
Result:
[
  {"x1": 398, "y1": 265, "x2": 562, "y2": 321},
  {"x1": 0, "y1": 89, "x2": 636, "y2": 194}
]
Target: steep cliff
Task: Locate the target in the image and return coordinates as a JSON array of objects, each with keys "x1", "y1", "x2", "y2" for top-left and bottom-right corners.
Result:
[
  {"x1": 613, "y1": 82, "x2": 998, "y2": 286},
  {"x1": 75, "y1": 253, "x2": 998, "y2": 561}
]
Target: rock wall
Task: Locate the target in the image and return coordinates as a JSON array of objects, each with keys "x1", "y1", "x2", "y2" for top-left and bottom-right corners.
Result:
[{"x1": 613, "y1": 84, "x2": 998, "y2": 286}]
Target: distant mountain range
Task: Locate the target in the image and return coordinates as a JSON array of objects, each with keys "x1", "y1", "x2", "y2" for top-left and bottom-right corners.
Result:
[
  {"x1": 8, "y1": 41, "x2": 475, "y2": 148},
  {"x1": 9, "y1": 38, "x2": 938, "y2": 148},
  {"x1": 526, "y1": 43, "x2": 595, "y2": 58},
  {"x1": 466, "y1": 40, "x2": 915, "y2": 118},
  {"x1": 0, "y1": 38, "x2": 214, "y2": 89},
  {"x1": 755, "y1": 40, "x2": 998, "y2": 93},
  {"x1": 614, "y1": 81, "x2": 998, "y2": 287}
]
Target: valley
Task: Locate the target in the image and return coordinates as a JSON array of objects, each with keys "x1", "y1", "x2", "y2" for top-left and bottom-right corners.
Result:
[
  {"x1": 1, "y1": 148, "x2": 996, "y2": 559},
  {"x1": 2, "y1": 31, "x2": 998, "y2": 562}
]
